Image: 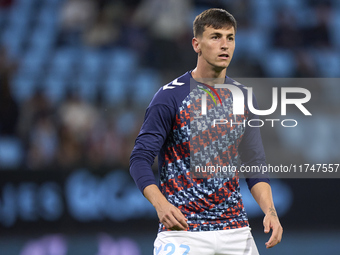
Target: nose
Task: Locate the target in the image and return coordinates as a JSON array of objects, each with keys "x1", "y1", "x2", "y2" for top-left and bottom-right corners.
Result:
[{"x1": 221, "y1": 38, "x2": 228, "y2": 50}]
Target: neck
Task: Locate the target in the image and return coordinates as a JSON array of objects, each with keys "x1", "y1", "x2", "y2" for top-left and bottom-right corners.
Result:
[{"x1": 191, "y1": 60, "x2": 227, "y2": 85}]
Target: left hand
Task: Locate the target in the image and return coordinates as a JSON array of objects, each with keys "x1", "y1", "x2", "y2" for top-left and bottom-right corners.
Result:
[{"x1": 263, "y1": 208, "x2": 283, "y2": 249}]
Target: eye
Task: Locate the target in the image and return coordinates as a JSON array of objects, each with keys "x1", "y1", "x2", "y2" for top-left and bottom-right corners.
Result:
[
  {"x1": 228, "y1": 37, "x2": 234, "y2": 41},
  {"x1": 211, "y1": 35, "x2": 218, "y2": 39}
]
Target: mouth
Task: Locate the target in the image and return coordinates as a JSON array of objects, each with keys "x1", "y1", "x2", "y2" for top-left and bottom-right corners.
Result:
[{"x1": 218, "y1": 53, "x2": 230, "y2": 60}]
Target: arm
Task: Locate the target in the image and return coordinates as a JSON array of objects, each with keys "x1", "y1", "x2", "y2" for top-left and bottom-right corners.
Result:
[
  {"x1": 130, "y1": 101, "x2": 188, "y2": 230},
  {"x1": 238, "y1": 92, "x2": 270, "y2": 190},
  {"x1": 250, "y1": 182, "x2": 283, "y2": 249},
  {"x1": 143, "y1": 184, "x2": 188, "y2": 230}
]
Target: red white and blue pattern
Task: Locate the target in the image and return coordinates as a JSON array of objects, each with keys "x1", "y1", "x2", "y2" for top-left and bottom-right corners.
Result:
[{"x1": 130, "y1": 71, "x2": 269, "y2": 233}]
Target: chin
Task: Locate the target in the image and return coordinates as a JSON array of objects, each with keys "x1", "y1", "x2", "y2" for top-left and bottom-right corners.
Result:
[{"x1": 214, "y1": 64, "x2": 229, "y2": 71}]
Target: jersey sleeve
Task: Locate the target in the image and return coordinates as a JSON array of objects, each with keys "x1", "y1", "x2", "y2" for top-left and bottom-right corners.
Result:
[
  {"x1": 238, "y1": 92, "x2": 270, "y2": 191},
  {"x1": 129, "y1": 103, "x2": 177, "y2": 193}
]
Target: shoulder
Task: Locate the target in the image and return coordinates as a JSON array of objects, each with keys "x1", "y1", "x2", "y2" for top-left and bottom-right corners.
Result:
[
  {"x1": 149, "y1": 72, "x2": 191, "y2": 109},
  {"x1": 224, "y1": 76, "x2": 257, "y2": 102},
  {"x1": 225, "y1": 76, "x2": 248, "y2": 93},
  {"x1": 224, "y1": 76, "x2": 260, "y2": 112}
]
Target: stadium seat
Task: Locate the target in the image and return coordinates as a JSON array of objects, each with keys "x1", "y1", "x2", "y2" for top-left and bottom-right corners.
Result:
[
  {"x1": 131, "y1": 68, "x2": 161, "y2": 106},
  {"x1": 115, "y1": 110, "x2": 138, "y2": 135},
  {"x1": 18, "y1": 47, "x2": 49, "y2": 78},
  {"x1": 15, "y1": 0, "x2": 37, "y2": 9},
  {"x1": 302, "y1": 116, "x2": 336, "y2": 163},
  {"x1": 106, "y1": 48, "x2": 138, "y2": 74},
  {"x1": 0, "y1": 136, "x2": 23, "y2": 169},
  {"x1": 103, "y1": 75, "x2": 128, "y2": 106},
  {"x1": 313, "y1": 50, "x2": 340, "y2": 77},
  {"x1": 37, "y1": 4, "x2": 59, "y2": 29},
  {"x1": 262, "y1": 49, "x2": 296, "y2": 77},
  {"x1": 320, "y1": 77, "x2": 340, "y2": 105},
  {"x1": 1, "y1": 22, "x2": 27, "y2": 58},
  {"x1": 79, "y1": 50, "x2": 105, "y2": 80},
  {"x1": 48, "y1": 48, "x2": 78, "y2": 80},
  {"x1": 329, "y1": 9, "x2": 340, "y2": 49},
  {"x1": 75, "y1": 74, "x2": 99, "y2": 102},
  {"x1": 0, "y1": 9, "x2": 8, "y2": 28},
  {"x1": 11, "y1": 75, "x2": 37, "y2": 103},
  {"x1": 277, "y1": 115, "x2": 340, "y2": 163},
  {"x1": 43, "y1": 0, "x2": 65, "y2": 7},
  {"x1": 273, "y1": 0, "x2": 306, "y2": 9},
  {"x1": 236, "y1": 28, "x2": 270, "y2": 61},
  {"x1": 29, "y1": 25, "x2": 56, "y2": 53},
  {"x1": 249, "y1": 0, "x2": 276, "y2": 29},
  {"x1": 7, "y1": 2, "x2": 32, "y2": 26},
  {"x1": 43, "y1": 75, "x2": 68, "y2": 104}
]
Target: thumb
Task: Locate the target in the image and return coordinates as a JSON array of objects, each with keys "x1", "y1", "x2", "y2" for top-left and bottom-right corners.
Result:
[{"x1": 263, "y1": 219, "x2": 270, "y2": 233}]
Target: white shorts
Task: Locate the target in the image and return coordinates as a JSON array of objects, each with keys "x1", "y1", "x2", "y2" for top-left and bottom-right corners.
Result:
[{"x1": 153, "y1": 226, "x2": 259, "y2": 255}]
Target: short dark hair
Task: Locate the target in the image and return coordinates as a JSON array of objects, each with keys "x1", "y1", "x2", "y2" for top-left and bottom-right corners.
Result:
[{"x1": 193, "y1": 8, "x2": 237, "y2": 38}]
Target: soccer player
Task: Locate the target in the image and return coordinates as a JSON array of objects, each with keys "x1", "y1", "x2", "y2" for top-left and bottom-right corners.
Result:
[{"x1": 130, "y1": 8, "x2": 283, "y2": 255}]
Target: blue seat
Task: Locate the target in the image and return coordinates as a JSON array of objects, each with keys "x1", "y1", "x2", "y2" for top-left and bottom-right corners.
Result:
[
  {"x1": 132, "y1": 68, "x2": 161, "y2": 106},
  {"x1": 103, "y1": 75, "x2": 128, "y2": 106},
  {"x1": 19, "y1": 47, "x2": 48, "y2": 77},
  {"x1": 329, "y1": 9, "x2": 340, "y2": 49},
  {"x1": 43, "y1": 0, "x2": 65, "y2": 8},
  {"x1": 302, "y1": 116, "x2": 336, "y2": 163},
  {"x1": 29, "y1": 24, "x2": 56, "y2": 52},
  {"x1": 277, "y1": 115, "x2": 339, "y2": 163},
  {"x1": 44, "y1": 75, "x2": 68, "y2": 104},
  {"x1": 0, "y1": 136, "x2": 23, "y2": 169},
  {"x1": 249, "y1": 0, "x2": 276, "y2": 29},
  {"x1": 0, "y1": 9, "x2": 9, "y2": 27},
  {"x1": 1, "y1": 23, "x2": 27, "y2": 58},
  {"x1": 335, "y1": 0, "x2": 340, "y2": 9},
  {"x1": 75, "y1": 75, "x2": 98, "y2": 102},
  {"x1": 49, "y1": 48, "x2": 78, "y2": 79},
  {"x1": 313, "y1": 50, "x2": 340, "y2": 77},
  {"x1": 262, "y1": 49, "x2": 296, "y2": 77},
  {"x1": 15, "y1": 0, "x2": 37, "y2": 9},
  {"x1": 11, "y1": 75, "x2": 37, "y2": 103},
  {"x1": 272, "y1": 0, "x2": 306, "y2": 9},
  {"x1": 106, "y1": 48, "x2": 138, "y2": 74},
  {"x1": 37, "y1": 5, "x2": 59, "y2": 29},
  {"x1": 235, "y1": 28, "x2": 270, "y2": 61},
  {"x1": 79, "y1": 50, "x2": 105, "y2": 80},
  {"x1": 320, "y1": 77, "x2": 340, "y2": 105},
  {"x1": 7, "y1": 2, "x2": 32, "y2": 26}
]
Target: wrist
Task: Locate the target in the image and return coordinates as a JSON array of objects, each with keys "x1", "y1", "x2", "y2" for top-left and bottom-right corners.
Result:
[
  {"x1": 265, "y1": 206, "x2": 277, "y2": 217},
  {"x1": 153, "y1": 196, "x2": 170, "y2": 210}
]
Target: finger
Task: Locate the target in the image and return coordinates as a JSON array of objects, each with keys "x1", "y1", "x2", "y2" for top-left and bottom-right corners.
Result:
[
  {"x1": 173, "y1": 209, "x2": 188, "y2": 229},
  {"x1": 266, "y1": 232, "x2": 277, "y2": 247},
  {"x1": 263, "y1": 219, "x2": 270, "y2": 234},
  {"x1": 265, "y1": 227, "x2": 281, "y2": 248},
  {"x1": 178, "y1": 217, "x2": 189, "y2": 229},
  {"x1": 162, "y1": 218, "x2": 171, "y2": 230},
  {"x1": 162, "y1": 222, "x2": 170, "y2": 230},
  {"x1": 166, "y1": 214, "x2": 186, "y2": 230},
  {"x1": 266, "y1": 239, "x2": 279, "y2": 249}
]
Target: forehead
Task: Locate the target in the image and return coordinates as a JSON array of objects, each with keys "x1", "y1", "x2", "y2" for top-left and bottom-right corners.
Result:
[{"x1": 203, "y1": 25, "x2": 235, "y2": 36}]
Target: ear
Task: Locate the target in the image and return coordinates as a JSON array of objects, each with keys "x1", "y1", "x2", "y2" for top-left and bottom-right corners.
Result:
[{"x1": 192, "y1": 37, "x2": 201, "y2": 54}]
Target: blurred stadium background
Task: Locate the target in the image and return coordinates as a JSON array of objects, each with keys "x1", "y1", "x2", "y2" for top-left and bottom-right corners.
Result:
[{"x1": 0, "y1": 0, "x2": 339, "y2": 254}]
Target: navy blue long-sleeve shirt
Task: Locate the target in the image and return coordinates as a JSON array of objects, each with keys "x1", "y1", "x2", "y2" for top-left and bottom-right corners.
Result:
[{"x1": 130, "y1": 71, "x2": 269, "y2": 232}]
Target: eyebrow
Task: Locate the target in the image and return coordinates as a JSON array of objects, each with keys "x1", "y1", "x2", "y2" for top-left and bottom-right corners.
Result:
[{"x1": 210, "y1": 32, "x2": 235, "y2": 37}]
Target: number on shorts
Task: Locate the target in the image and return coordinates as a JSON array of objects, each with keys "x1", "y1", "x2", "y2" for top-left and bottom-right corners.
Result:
[
  {"x1": 164, "y1": 243, "x2": 175, "y2": 255},
  {"x1": 179, "y1": 244, "x2": 190, "y2": 255},
  {"x1": 158, "y1": 243, "x2": 191, "y2": 255},
  {"x1": 155, "y1": 245, "x2": 162, "y2": 255}
]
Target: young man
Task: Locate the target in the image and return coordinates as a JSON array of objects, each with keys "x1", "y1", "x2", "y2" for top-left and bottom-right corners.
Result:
[{"x1": 130, "y1": 8, "x2": 283, "y2": 255}]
